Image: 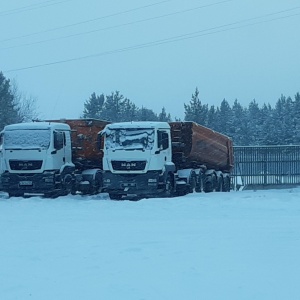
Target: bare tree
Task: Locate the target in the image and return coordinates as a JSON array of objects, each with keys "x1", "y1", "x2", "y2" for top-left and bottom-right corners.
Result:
[{"x1": 11, "y1": 80, "x2": 39, "y2": 122}]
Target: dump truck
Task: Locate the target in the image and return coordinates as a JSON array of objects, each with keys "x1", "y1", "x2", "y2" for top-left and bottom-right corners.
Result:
[
  {"x1": 0, "y1": 119, "x2": 109, "y2": 197},
  {"x1": 100, "y1": 121, "x2": 234, "y2": 199}
]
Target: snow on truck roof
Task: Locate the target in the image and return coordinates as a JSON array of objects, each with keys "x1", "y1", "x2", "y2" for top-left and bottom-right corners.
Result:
[
  {"x1": 105, "y1": 121, "x2": 170, "y2": 130},
  {"x1": 4, "y1": 122, "x2": 71, "y2": 131}
]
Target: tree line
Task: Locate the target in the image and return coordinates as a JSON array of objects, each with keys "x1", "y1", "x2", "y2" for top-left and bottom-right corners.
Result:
[
  {"x1": 82, "y1": 91, "x2": 172, "y2": 122},
  {"x1": 182, "y1": 88, "x2": 300, "y2": 146},
  {"x1": 83, "y1": 88, "x2": 300, "y2": 146},
  {"x1": 1, "y1": 71, "x2": 300, "y2": 146}
]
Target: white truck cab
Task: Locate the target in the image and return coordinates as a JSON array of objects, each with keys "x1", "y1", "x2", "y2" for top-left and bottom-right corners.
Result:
[
  {"x1": 0, "y1": 122, "x2": 75, "y2": 197},
  {"x1": 101, "y1": 121, "x2": 176, "y2": 199}
]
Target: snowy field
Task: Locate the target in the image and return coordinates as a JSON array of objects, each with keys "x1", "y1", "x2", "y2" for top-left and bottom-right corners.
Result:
[{"x1": 1, "y1": 189, "x2": 300, "y2": 300}]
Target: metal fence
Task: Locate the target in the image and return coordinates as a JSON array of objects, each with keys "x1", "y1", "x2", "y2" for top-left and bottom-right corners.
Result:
[{"x1": 232, "y1": 145, "x2": 300, "y2": 190}]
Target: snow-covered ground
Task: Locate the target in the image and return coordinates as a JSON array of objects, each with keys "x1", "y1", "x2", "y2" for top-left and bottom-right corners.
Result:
[{"x1": 1, "y1": 189, "x2": 300, "y2": 300}]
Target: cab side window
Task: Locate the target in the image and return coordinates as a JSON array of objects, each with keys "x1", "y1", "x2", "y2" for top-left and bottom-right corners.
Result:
[
  {"x1": 54, "y1": 131, "x2": 64, "y2": 150},
  {"x1": 157, "y1": 130, "x2": 169, "y2": 150}
]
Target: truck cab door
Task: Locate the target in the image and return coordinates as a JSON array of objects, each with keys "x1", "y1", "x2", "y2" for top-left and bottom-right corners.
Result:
[
  {"x1": 53, "y1": 131, "x2": 66, "y2": 167},
  {"x1": 156, "y1": 130, "x2": 172, "y2": 165}
]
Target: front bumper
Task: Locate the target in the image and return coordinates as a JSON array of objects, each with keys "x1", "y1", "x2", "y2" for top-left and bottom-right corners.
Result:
[
  {"x1": 102, "y1": 171, "x2": 164, "y2": 196},
  {"x1": 0, "y1": 171, "x2": 59, "y2": 195}
]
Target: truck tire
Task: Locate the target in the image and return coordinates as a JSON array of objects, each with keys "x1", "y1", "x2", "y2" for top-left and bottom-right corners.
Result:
[
  {"x1": 203, "y1": 173, "x2": 217, "y2": 193},
  {"x1": 90, "y1": 177, "x2": 101, "y2": 195},
  {"x1": 223, "y1": 176, "x2": 231, "y2": 192},
  {"x1": 216, "y1": 176, "x2": 223, "y2": 192},
  {"x1": 62, "y1": 174, "x2": 74, "y2": 196},
  {"x1": 165, "y1": 173, "x2": 174, "y2": 197},
  {"x1": 188, "y1": 172, "x2": 197, "y2": 193},
  {"x1": 195, "y1": 172, "x2": 203, "y2": 193}
]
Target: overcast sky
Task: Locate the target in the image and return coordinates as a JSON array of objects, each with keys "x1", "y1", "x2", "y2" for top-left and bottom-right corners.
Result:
[{"x1": 2, "y1": 0, "x2": 300, "y2": 120}]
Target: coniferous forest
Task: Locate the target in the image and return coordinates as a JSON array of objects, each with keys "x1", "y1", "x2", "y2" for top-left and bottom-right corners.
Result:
[
  {"x1": 1, "y1": 71, "x2": 300, "y2": 146},
  {"x1": 82, "y1": 88, "x2": 300, "y2": 146}
]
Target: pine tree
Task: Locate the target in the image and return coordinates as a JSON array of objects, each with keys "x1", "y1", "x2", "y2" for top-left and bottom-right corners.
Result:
[
  {"x1": 271, "y1": 95, "x2": 294, "y2": 145},
  {"x1": 184, "y1": 87, "x2": 208, "y2": 125},
  {"x1": 101, "y1": 91, "x2": 125, "y2": 122},
  {"x1": 82, "y1": 92, "x2": 105, "y2": 119},
  {"x1": 158, "y1": 107, "x2": 172, "y2": 122},
  {"x1": 231, "y1": 99, "x2": 248, "y2": 145},
  {"x1": 282, "y1": 96, "x2": 294, "y2": 144},
  {"x1": 206, "y1": 105, "x2": 217, "y2": 130},
  {"x1": 136, "y1": 107, "x2": 158, "y2": 121},
  {"x1": 246, "y1": 100, "x2": 263, "y2": 145},
  {"x1": 0, "y1": 72, "x2": 20, "y2": 130},
  {"x1": 292, "y1": 92, "x2": 300, "y2": 144},
  {"x1": 218, "y1": 99, "x2": 233, "y2": 137},
  {"x1": 259, "y1": 103, "x2": 275, "y2": 145},
  {"x1": 120, "y1": 98, "x2": 138, "y2": 122}
]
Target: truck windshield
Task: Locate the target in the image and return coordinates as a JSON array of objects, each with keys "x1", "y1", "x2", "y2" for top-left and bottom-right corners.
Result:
[
  {"x1": 105, "y1": 128, "x2": 154, "y2": 150},
  {"x1": 4, "y1": 129, "x2": 51, "y2": 150}
]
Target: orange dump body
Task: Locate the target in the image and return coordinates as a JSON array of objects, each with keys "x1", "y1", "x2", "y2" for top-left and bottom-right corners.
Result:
[
  {"x1": 169, "y1": 122, "x2": 234, "y2": 172},
  {"x1": 48, "y1": 119, "x2": 110, "y2": 170}
]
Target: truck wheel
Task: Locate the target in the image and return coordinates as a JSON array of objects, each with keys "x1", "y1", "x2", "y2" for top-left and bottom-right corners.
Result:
[
  {"x1": 62, "y1": 174, "x2": 74, "y2": 195},
  {"x1": 216, "y1": 176, "x2": 223, "y2": 192},
  {"x1": 165, "y1": 173, "x2": 174, "y2": 197},
  {"x1": 70, "y1": 186, "x2": 77, "y2": 195},
  {"x1": 203, "y1": 174, "x2": 217, "y2": 193},
  {"x1": 90, "y1": 178, "x2": 101, "y2": 195},
  {"x1": 223, "y1": 176, "x2": 231, "y2": 192},
  {"x1": 87, "y1": 171, "x2": 102, "y2": 195},
  {"x1": 195, "y1": 173, "x2": 203, "y2": 193},
  {"x1": 188, "y1": 172, "x2": 197, "y2": 193}
]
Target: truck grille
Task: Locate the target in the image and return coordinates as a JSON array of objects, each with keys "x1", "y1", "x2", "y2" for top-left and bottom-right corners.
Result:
[
  {"x1": 111, "y1": 160, "x2": 146, "y2": 171},
  {"x1": 9, "y1": 160, "x2": 43, "y2": 170}
]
